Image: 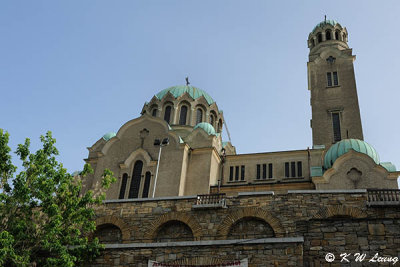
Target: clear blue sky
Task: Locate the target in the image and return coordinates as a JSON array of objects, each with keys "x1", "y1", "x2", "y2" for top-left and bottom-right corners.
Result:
[{"x1": 1, "y1": 0, "x2": 399, "y2": 174}]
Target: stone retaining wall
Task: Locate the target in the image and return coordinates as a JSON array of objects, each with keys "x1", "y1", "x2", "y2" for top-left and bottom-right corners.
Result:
[{"x1": 88, "y1": 190, "x2": 400, "y2": 266}]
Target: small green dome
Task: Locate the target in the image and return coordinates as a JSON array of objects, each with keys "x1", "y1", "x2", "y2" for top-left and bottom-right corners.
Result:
[
  {"x1": 102, "y1": 132, "x2": 116, "y2": 141},
  {"x1": 312, "y1": 19, "x2": 339, "y2": 32},
  {"x1": 194, "y1": 122, "x2": 216, "y2": 136},
  {"x1": 324, "y1": 139, "x2": 380, "y2": 169},
  {"x1": 155, "y1": 85, "x2": 215, "y2": 105}
]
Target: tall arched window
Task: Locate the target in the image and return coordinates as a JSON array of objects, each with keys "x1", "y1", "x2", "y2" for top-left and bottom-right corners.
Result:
[
  {"x1": 152, "y1": 108, "x2": 158, "y2": 117},
  {"x1": 142, "y1": 171, "x2": 151, "y2": 198},
  {"x1": 210, "y1": 115, "x2": 214, "y2": 127},
  {"x1": 164, "y1": 106, "x2": 172, "y2": 124},
  {"x1": 196, "y1": 109, "x2": 203, "y2": 124},
  {"x1": 119, "y1": 173, "x2": 128, "y2": 199},
  {"x1": 317, "y1": 32, "x2": 322, "y2": 43},
  {"x1": 217, "y1": 119, "x2": 222, "y2": 133},
  {"x1": 335, "y1": 30, "x2": 340, "y2": 40},
  {"x1": 128, "y1": 160, "x2": 143, "y2": 198},
  {"x1": 326, "y1": 30, "x2": 331, "y2": 40},
  {"x1": 179, "y1": 106, "x2": 188, "y2": 125},
  {"x1": 342, "y1": 33, "x2": 346, "y2": 42},
  {"x1": 311, "y1": 38, "x2": 315, "y2": 47}
]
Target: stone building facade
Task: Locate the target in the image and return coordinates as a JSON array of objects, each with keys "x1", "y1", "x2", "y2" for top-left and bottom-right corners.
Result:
[{"x1": 84, "y1": 19, "x2": 400, "y2": 266}]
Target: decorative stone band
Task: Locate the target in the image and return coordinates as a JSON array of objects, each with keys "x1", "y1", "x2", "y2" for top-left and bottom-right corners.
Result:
[{"x1": 103, "y1": 237, "x2": 304, "y2": 249}]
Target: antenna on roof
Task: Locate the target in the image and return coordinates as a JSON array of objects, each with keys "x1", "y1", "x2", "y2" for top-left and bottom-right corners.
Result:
[{"x1": 185, "y1": 76, "x2": 190, "y2": 86}]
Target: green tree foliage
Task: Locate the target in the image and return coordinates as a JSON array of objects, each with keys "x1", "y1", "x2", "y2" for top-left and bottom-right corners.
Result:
[{"x1": 0, "y1": 130, "x2": 116, "y2": 266}]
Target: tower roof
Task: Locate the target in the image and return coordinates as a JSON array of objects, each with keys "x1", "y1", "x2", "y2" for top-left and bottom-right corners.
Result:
[
  {"x1": 155, "y1": 85, "x2": 215, "y2": 105},
  {"x1": 312, "y1": 19, "x2": 340, "y2": 33}
]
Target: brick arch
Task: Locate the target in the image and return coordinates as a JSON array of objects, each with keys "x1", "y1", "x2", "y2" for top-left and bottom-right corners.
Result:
[
  {"x1": 312, "y1": 205, "x2": 367, "y2": 219},
  {"x1": 144, "y1": 212, "x2": 202, "y2": 241},
  {"x1": 218, "y1": 208, "x2": 285, "y2": 238},
  {"x1": 95, "y1": 216, "x2": 133, "y2": 243}
]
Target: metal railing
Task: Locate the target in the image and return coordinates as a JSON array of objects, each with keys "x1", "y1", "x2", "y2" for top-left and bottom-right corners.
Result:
[
  {"x1": 367, "y1": 189, "x2": 400, "y2": 206},
  {"x1": 194, "y1": 193, "x2": 226, "y2": 207}
]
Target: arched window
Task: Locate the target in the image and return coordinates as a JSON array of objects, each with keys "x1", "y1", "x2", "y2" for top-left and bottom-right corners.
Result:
[
  {"x1": 179, "y1": 106, "x2": 188, "y2": 125},
  {"x1": 311, "y1": 38, "x2": 315, "y2": 47},
  {"x1": 142, "y1": 171, "x2": 151, "y2": 198},
  {"x1": 217, "y1": 119, "x2": 222, "y2": 133},
  {"x1": 119, "y1": 173, "x2": 128, "y2": 199},
  {"x1": 317, "y1": 32, "x2": 322, "y2": 43},
  {"x1": 152, "y1": 108, "x2": 157, "y2": 117},
  {"x1": 196, "y1": 109, "x2": 203, "y2": 124},
  {"x1": 342, "y1": 33, "x2": 346, "y2": 42},
  {"x1": 210, "y1": 114, "x2": 214, "y2": 127},
  {"x1": 335, "y1": 30, "x2": 340, "y2": 40},
  {"x1": 128, "y1": 160, "x2": 143, "y2": 198},
  {"x1": 326, "y1": 30, "x2": 331, "y2": 40},
  {"x1": 164, "y1": 106, "x2": 172, "y2": 124}
]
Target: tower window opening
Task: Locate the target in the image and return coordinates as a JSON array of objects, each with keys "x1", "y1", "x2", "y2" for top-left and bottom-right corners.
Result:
[
  {"x1": 333, "y1": 72, "x2": 338, "y2": 86},
  {"x1": 342, "y1": 33, "x2": 346, "y2": 41},
  {"x1": 326, "y1": 30, "x2": 331, "y2": 40},
  {"x1": 332, "y1": 112, "x2": 342, "y2": 143},
  {"x1": 152, "y1": 108, "x2": 158, "y2": 117},
  {"x1": 179, "y1": 106, "x2": 188, "y2": 125},
  {"x1": 317, "y1": 32, "x2": 322, "y2": 43},
  {"x1": 164, "y1": 106, "x2": 172, "y2": 124},
  {"x1": 217, "y1": 119, "x2": 222, "y2": 133},
  {"x1": 210, "y1": 115, "x2": 214, "y2": 127},
  {"x1": 196, "y1": 109, "x2": 203, "y2": 124},
  {"x1": 311, "y1": 38, "x2": 315, "y2": 47},
  {"x1": 327, "y1": 72, "x2": 332, "y2": 87},
  {"x1": 335, "y1": 30, "x2": 340, "y2": 40}
]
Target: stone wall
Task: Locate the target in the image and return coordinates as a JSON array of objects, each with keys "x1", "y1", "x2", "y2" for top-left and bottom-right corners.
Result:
[{"x1": 88, "y1": 190, "x2": 400, "y2": 266}]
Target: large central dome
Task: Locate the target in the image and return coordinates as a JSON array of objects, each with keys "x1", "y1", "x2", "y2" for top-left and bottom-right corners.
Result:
[{"x1": 155, "y1": 85, "x2": 215, "y2": 105}]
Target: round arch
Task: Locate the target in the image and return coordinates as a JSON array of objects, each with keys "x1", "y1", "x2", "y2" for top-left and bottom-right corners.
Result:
[
  {"x1": 144, "y1": 212, "x2": 202, "y2": 241},
  {"x1": 217, "y1": 207, "x2": 285, "y2": 238},
  {"x1": 312, "y1": 204, "x2": 367, "y2": 219},
  {"x1": 95, "y1": 216, "x2": 134, "y2": 243}
]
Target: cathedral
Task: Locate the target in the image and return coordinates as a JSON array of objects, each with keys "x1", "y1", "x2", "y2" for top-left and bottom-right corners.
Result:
[{"x1": 85, "y1": 19, "x2": 400, "y2": 267}]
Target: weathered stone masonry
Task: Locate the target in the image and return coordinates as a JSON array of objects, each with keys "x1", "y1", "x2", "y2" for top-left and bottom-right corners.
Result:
[{"x1": 88, "y1": 190, "x2": 400, "y2": 266}]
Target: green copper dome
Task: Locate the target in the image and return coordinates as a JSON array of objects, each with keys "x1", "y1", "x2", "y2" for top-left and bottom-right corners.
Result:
[
  {"x1": 102, "y1": 132, "x2": 116, "y2": 141},
  {"x1": 324, "y1": 139, "x2": 380, "y2": 169},
  {"x1": 194, "y1": 122, "x2": 216, "y2": 136},
  {"x1": 155, "y1": 85, "x2": 215, "y2": 105},
  {"x1": 312, "y1": 19, "x2": 339, "y2": 32}
]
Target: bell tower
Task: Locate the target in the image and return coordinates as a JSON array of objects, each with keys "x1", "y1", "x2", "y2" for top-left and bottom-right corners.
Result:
[{"x1": 307, "y1": 19, "x2": 363, "y2": 149}]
